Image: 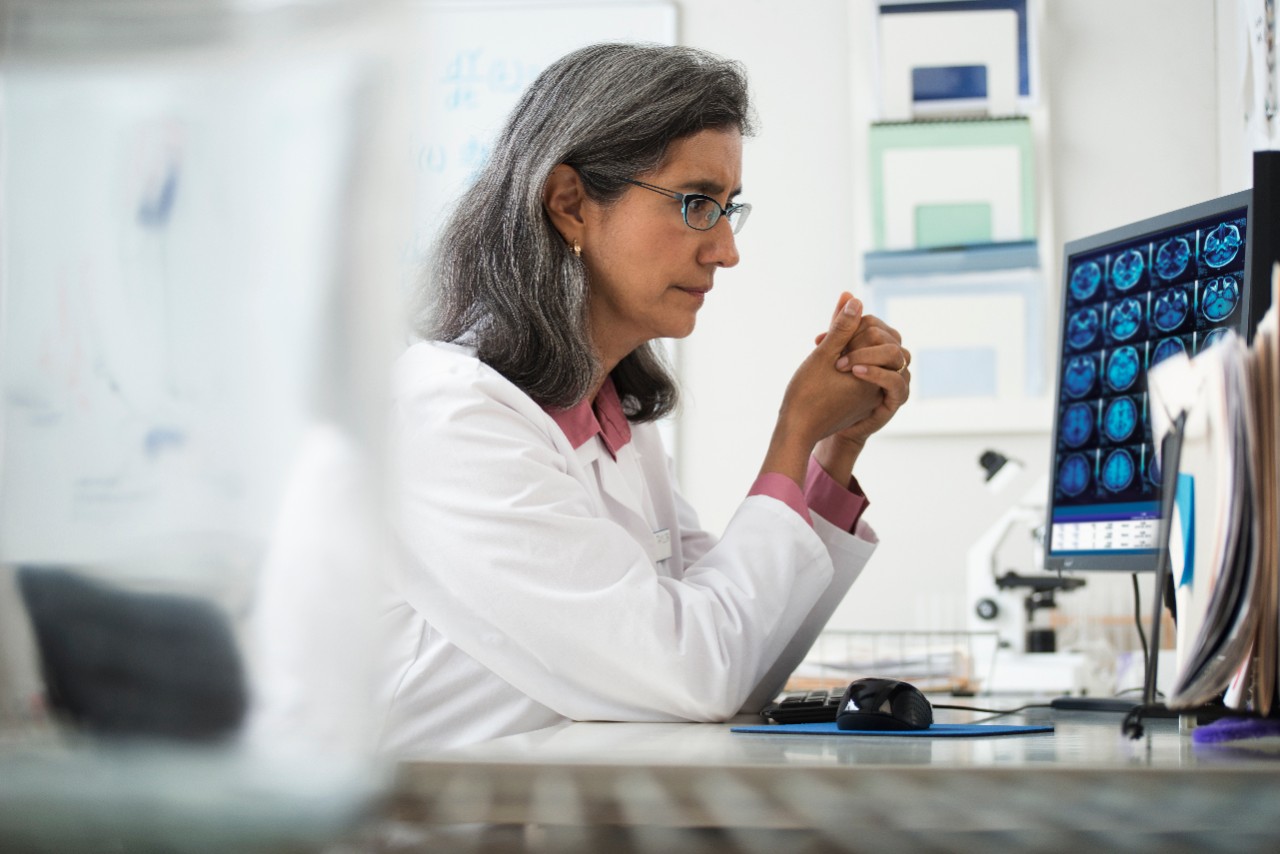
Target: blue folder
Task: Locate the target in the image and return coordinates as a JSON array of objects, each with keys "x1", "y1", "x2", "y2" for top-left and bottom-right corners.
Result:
[{"x1": 731, "y1": 722, "x2": 1053, "y2": 737}]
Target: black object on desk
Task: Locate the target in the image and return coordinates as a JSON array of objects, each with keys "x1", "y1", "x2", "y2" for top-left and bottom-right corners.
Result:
[
  {"x1": 18, "y1": 566, "x2": 247, "y2": 742},
  {"x1": 761, "y1": 689, "x2": 841, "y2": 724}
]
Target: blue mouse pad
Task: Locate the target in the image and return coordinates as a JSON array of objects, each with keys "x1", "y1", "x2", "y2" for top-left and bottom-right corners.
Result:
[{"x1": 731, "y1": 722, "x2": 1053, "y2": 737}]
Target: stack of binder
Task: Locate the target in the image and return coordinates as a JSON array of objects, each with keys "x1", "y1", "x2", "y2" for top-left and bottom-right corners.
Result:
[{"x1": 1148, "y1": 267, "x2": 1280, "y2": 713}]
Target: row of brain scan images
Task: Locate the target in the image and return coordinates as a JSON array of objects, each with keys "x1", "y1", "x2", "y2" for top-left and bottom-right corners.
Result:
[
  {"x1": 1067, "y1": 218, "x2": 1245, "y2": 302},
  {"x1": 1065, "y1": 272, "x2": 1244, "y2": 351},
  {"x1": 1058, "y1": 393, "x2": 1148, "y2": 450},
  {"x1": 1054, "y1": 443, "x2": 1157, "y2": 502},
  {"x1": 1059, "y1": 326, "x2": 1235, "y2": 406}
]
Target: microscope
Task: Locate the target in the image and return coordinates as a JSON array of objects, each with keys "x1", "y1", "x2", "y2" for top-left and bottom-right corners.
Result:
[{"x1": 966, "y1": 451, "x2": 1100, "y2": 694}]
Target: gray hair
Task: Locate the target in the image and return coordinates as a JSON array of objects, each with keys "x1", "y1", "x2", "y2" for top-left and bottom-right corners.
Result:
[{"x1": 419, "y1": 42, "x2": 754, "y2": 420}]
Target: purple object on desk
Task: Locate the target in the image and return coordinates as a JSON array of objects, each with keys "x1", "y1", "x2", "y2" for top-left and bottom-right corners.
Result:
[{"x1": 1192, "y1": 716, "x2": 1280, "y2": 744}]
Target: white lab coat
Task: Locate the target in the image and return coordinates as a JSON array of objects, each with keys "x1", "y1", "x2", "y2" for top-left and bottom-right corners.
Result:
[{"x1": 377, "y1": 340, "x2": 878, "y2": 754}]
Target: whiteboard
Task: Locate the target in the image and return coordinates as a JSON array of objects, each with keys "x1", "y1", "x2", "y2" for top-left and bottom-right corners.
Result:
[{"x1": 405, "y1": 1, "x2": 678, "y2": 265}]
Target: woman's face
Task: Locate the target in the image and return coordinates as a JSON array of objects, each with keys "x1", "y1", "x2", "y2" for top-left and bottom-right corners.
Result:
[{"x1": 580, "y1": 127, "x2": 743, "y2": 367}]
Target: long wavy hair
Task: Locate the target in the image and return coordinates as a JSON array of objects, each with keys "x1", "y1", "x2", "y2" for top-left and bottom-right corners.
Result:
[{"x1": 419, "y1": 43, "x2": 754, "y2": 421}]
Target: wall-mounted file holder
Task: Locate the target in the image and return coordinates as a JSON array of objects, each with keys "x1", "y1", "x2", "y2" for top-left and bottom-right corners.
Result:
[
  {"x1": 868, "y1": 117, "x2": 1036, "y2": 251},
  {"x1": 863, "y1": 241, "x2": 1050, "y2": 434},
  {"x1": 877, "y1": 0, "x2": 1034, "y2": 119}
]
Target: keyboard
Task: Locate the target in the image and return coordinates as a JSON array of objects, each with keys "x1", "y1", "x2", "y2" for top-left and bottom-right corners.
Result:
[{"x1": 760, "y1": 688, "x2": 842, "y2": 724}]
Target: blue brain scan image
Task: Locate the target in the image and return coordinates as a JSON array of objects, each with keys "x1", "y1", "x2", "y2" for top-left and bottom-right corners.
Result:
[
  {"x1": 1107, "y1": 297, "x2": 1143, "y2": 341},
  {"x1": 1200, "y1": 327, "x2": 1231, "y2": 351},
  {"x1": 1154, "y1": 237, "x2": 1191, "y2": 280},
  {"x1": 1203, "y1": 222, "x2": 1242, "y2": 269},
  {"x1": 1067, "y1": 307, "x2": 1101, "y2": 349},
  {"x1": 1151, "y1": 288, "x2": 1190, "y2": 333},
  {"x1": 1111, "y1": 249, "x2": 1145, "y2": 290},
  {"x1": 1152, "y1": 336, "x2": 1186, "y2": 366},
  {"x1": 1070, "y1": 261, "x2": 1103, "y2": 302},
  {"x1": 1059, "y1": 453, "x2": 1092, "y2": 497},
  {"x1": 1063, "y1": 355, "x2": 1097, "y2": 399},
  {"x1": 1106, "y1": 346, "x2": 1140, "y2": 392},
  {"x1": 1103, "y1": 396, "x2": 1139, "y2": 443},
  {"x1": 1061, "y1": 402, "x2": 1094, "y2": 448},
  {"x1": 1149, "y1": 454, "x2": 1161, "y2": 487},
  {"x1": 1102, "y1": 449, "x2": 1136, "y2": 493},
  {"x1": 1201, "y1": 276, "x2": 1240, "y2": 322}
]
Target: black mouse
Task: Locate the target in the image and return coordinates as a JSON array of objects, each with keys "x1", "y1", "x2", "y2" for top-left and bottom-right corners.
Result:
[{"x1": 835, "y1": 677, "x2": 933, "y2": 731}]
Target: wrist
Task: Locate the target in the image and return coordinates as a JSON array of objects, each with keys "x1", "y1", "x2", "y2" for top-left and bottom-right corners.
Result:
[
  {"x1": 761, "y1": 422, "x2": 816, "y2": 489},
  {"x1": 814, "y1": 434, "x2": 864, "y2": 483}
]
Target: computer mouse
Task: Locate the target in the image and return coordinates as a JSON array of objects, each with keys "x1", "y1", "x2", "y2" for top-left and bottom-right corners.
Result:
[{"x1": 835, "y1": 677, "x2": 933, "y2": 731}]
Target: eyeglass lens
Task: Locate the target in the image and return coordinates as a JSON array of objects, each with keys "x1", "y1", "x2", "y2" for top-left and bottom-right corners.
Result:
[{"x1": 684, "y1": 196, "x2": 750, "y2": 235}]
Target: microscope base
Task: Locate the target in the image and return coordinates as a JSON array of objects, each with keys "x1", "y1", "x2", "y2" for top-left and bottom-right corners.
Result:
[{"x1": 981, "y1": 650, "x2": 1099, "y2": 695}]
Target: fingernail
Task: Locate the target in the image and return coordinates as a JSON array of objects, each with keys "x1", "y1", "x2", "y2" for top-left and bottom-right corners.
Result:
[
  {"x1": 842, "y1": 298, "x2": 861, "y2": 316},
  {"x1": 836, "y1": 356, "x2": 849, "y2": 370},
  {"x1": 853, "y1": 365, "x2": 869, "y2": 376}
]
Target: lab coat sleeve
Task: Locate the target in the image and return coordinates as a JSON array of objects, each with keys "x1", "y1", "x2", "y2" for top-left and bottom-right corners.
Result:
[{"x1": 392, "y1": 350, "x2": 876, "y2": 723}]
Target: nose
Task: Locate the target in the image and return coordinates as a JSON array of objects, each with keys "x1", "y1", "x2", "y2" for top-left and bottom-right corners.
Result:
[{"x1": 699, "y1": 216, "x2": 740, "y2": 269}]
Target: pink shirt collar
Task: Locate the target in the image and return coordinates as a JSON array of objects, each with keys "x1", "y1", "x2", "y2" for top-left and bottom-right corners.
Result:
[{"x1": 546, "y1": 376, "x2": 632, "y2": 459}]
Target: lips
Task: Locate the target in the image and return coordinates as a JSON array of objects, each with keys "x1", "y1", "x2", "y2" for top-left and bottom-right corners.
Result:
[{"x1": 675, "y1": 285, "x2": 711, "y2": 298}]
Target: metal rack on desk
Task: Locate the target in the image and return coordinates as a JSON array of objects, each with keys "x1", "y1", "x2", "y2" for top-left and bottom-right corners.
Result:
[{"x1": 786, "y1": 629, "x2": 1001, "y2": 695}]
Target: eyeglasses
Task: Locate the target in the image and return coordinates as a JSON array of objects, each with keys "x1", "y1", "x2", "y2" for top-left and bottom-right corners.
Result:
[{"x1": 621, "y1": 178, "x2": 751, "y2": 235}]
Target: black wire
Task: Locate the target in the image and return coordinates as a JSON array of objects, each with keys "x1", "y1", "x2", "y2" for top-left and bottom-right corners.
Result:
[
  {"x1": 932, "y1": 702, "x2": 1053, "y2": 723},
  {"x1": 1132, "y1": 572, "x2": 1150, "y2": 679}
]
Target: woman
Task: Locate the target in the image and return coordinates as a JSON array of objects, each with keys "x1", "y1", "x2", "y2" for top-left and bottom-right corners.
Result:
[{"x1": 379, "y1": 43, "x2": 910, "y2": 753}]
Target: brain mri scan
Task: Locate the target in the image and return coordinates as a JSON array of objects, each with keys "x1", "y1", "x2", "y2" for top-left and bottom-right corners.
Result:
[
  {"x1": 1067, "y1": 306, "x2": 1101, "y2": 349},
  {"x1": 1060, "y1": 402, "x2": 1095, "y2": 448},
  {"x1": 1112, "y1": 249, "x2": 1145, "y2": 291},
  {"x1": 1106, "y1": 345, "x2": 1140, "y2": 391},
  {"x1": 1154, "y1": 237, "x2": 1191, "y2": 280},
  {"x1": 1101, "y1": 448, "x2": 1136, "y2": 493},
  {"x1": 1148, "y1": 454, "x2": 1161, "y2": 487},
  {"x1": 1107, "y1": 297, "x2": 1143, "y2": 341},
  {"x1": 1059, "y1": 453, "x2": 1092, "y2": 497},
  {"x1": 1151, "y1": 336, "x2": 1187, "y2": 366},
  {"x1": 1070, "y1": 261, "x2": 1102, "y2": 302},
  {"x1": 1203, "y1": 222, "x2": 1242, "y2": 269},
  {"x1": 1151, "y1": 288, "x2": 1190, "y2": 333},
  {"x1": 1201, "y1": 276, "x2": 1240, "y2": 322},
  {"x1": 1201, "y1": 327, "x2": 1231, "y2": 350},
  {"x1": 1063, "y1": 354, "x2": 1098, "y2": 399},
  {"x1": 1103, "y1": 396, "x2": 1139, "y2": 443}
]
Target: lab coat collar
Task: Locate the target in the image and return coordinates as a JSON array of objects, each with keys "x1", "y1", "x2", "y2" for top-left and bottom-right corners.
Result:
[{"x1": 545, "y1": 376, "x2": 632, "y2": 460}]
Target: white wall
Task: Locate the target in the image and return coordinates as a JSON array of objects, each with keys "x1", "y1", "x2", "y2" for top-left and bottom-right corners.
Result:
[{"x1": 676, "y1": 0, "x2": 1231, "y2": 634}]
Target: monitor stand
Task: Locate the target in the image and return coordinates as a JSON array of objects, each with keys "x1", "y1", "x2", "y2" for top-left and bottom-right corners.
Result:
[
  {"x1": 1049, "y1": 695, "x2": 1179, "y2": 717},
  {"x1": 1050, "y1": 696, "x2": 1138, "y2": 713}
]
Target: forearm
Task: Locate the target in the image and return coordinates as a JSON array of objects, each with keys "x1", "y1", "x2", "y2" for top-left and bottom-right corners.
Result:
[
  {"x1": 759, "y1": 416, "x2": 817, "y2": 490},
  {"x1": 813, "y1": 433, "x2": 864, "y2": 485}
]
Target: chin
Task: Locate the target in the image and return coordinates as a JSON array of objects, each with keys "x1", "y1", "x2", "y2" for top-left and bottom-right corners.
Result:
[{"x1": 667, "y1": 319, "x2": 698, "y2": 339}]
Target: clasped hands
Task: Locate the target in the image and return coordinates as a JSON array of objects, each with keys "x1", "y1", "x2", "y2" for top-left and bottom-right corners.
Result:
[
  {"x1": 817, "y1": 291, "x2": 910, "y2": 449},
  {"x1": 777, "y1": 291, "x2": 910, "y2": 473}
]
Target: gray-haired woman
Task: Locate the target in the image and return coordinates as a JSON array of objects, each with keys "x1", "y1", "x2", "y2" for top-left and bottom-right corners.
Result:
[{"x1": 380, "y1": 43, "x2": 910, "y2": 752}]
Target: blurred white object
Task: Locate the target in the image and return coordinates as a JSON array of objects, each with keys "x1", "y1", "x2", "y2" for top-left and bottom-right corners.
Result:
[{"x1": 0, "y1": 0, "x2": 410, "y2": 848}]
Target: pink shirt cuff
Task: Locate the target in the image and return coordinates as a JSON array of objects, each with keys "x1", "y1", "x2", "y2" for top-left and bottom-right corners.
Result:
[
  {"x1": 747, "y1": 458, "x2": 870, "y2": 533},
  {"x1": 804, "y1": 456, "x2": 869, "y2": 532},
  {"x1": 748, "y1": 472, "x2": 812, "y2": 528}
]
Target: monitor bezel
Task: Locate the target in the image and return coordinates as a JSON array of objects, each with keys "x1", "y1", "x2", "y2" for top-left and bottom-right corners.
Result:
[{"x1": 1042, "y1": 188, "x2": 1254, "y2": 573}]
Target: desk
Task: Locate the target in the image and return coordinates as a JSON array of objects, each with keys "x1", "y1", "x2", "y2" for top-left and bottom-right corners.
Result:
[{"x1": 357, "y1": 705, "x2": 1280, "y2": 852}]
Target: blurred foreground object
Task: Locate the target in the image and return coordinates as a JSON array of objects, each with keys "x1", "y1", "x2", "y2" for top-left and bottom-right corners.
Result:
[
  {"x1": 18, "y1": 568, "x2": 246, "y2": 742},
  {"x1": 0, "y1": 0, "x2": 411, "y2": 849}
]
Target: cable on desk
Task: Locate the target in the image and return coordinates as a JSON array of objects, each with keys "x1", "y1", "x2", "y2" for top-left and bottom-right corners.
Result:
[{"x1": 932, "y1": 702, "x2": 1052, "y2": 723}]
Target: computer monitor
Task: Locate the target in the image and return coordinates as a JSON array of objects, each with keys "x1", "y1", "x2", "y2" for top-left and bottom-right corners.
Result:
[{"x1": 1044, "y1": 189, "x2": 1255, "y2": 572}]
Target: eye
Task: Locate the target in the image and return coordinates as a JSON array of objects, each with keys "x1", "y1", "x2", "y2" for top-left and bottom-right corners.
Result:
[{"x1": 683, "y1": 196, "x2": 719, "y2": 229}]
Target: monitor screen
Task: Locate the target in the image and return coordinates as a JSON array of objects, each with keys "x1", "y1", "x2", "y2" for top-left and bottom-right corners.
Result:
[{"x1": 1044, "y1": 189, "x2": 1253, "y2": 571}]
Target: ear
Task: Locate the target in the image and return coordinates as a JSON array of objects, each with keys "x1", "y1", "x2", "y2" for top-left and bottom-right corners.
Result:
[{"x1": 542, "y1": 164, "x2": 587, "y2": 246}]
